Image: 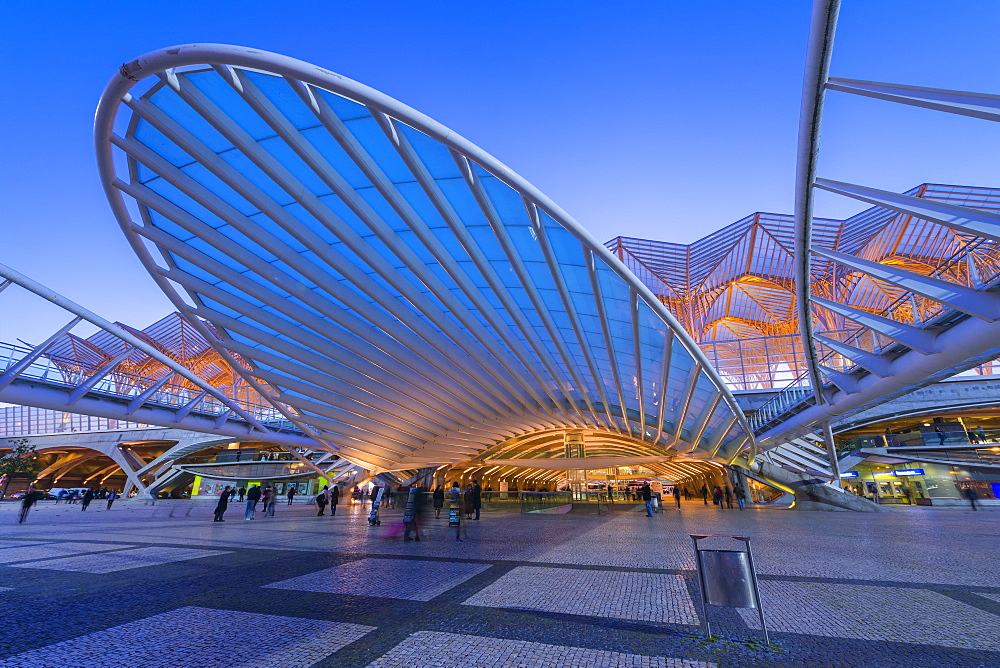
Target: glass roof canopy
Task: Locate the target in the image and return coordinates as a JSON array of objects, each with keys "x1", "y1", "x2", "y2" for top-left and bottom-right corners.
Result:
[{"x1": 95, "y1": 44, "x2": 753, "y2": 471}]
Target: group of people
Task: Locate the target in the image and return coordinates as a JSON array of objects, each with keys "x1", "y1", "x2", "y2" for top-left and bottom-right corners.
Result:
[
  {"x1": 431, "y1": 481, "x2": 482, "y2": 522},
  {"x1": 702, "y1": 483, "x2": 746, "y2": 510},
  {"x1": 212, "y1": 483, "x2": 288, "y2": 522}
]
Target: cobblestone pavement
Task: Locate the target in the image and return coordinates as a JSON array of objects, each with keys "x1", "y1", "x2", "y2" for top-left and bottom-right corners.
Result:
[{"x1": 0, "y1": 498, "x2": 997, "y2": 667}]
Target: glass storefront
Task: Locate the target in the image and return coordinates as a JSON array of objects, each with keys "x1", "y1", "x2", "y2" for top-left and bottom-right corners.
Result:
[{"x1": 841, "y1": 461, "x2": 998, "y2": 504}]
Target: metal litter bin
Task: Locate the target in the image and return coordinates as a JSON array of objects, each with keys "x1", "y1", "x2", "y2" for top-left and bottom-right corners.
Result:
[{"x1": 691, "y1": 534, "x2": 768, "y2": 643}]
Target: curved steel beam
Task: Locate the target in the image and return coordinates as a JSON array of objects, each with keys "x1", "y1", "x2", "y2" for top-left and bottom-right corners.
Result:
[{"x1": 794, "y1": 0, "x2": 841, "y2": 404}]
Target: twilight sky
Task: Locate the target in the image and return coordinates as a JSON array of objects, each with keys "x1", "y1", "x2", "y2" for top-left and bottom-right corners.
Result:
[{"x1": 1, "y1": 0, "x2": 997, "y2": 343}]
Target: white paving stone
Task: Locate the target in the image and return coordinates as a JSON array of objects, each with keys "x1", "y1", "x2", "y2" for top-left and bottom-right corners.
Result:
[
  {"x1": 739, "y1": 581, "x2": 1000, "y2": 650},
  {"x1": 266, "y1": 558, "x2": 491, "y2": 601},
  {"x1": 364, "y1": 631, "x2": 716, "y2": 668},
  {"x1": 0, "y1": 606, "x2": 373, "y2": 668},
  {"x1": 9, "y1": 547, "x2": 229, "y2": 573},
  {"x1": 463, "y1": 566, "x2": 698, "y2": 625},
  {"x1": 0, "y1": 543, "x2": 133, "y2": 564}
]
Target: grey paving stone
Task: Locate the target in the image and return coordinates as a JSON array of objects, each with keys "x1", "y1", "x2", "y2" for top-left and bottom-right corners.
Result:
[
  {"x1": 739, "y1": 581, "x2": 1000, "y2": 650},
  {"x1": 266, "y1": 558, "x2": 491, "y2": 601},
  {"x1": 364, "y1": 631, "x2": 716, "y2": 667},
  {"x1": 9, "y1": 547, "x2": 229, "y2": 573},
  {"x1": 0, "y1": 543, "x2": 133, "y2": 564},
  {"x1": 0, "y1": 606, "x2": 374, "y2": 668},
  {"x1": 463, "y1": 565, "x2": 698, "y2": 625}
]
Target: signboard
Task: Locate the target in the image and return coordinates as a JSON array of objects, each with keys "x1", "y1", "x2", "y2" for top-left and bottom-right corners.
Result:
[
  {"x1": 839, "y1": 472, "x2": 858, "y2": 478},
  {"x1": 893, "y1": 469, "x2": 924, "y2": 477}
]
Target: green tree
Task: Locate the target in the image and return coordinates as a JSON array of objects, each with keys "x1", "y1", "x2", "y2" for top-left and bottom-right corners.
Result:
[{"x1": 0, "y1": 439, "x2": 42, "y2": 499}]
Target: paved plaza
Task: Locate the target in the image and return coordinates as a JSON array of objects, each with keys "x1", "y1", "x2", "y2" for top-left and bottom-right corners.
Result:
[{"x1": 0, "y1": 499, "x2": 997, "y2": 667}]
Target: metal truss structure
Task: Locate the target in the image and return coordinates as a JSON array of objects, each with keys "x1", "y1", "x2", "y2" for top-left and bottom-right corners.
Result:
[
  {"x1": 89, "y1": 44, "x2": 753, "y2": 474},
  {"x1": 611, "y1": 0, "x2": 1000, "y2": 488},
  {"x1": 0, "y1": 263, "x2": 334, "y2": 493},
  {"x1": 610, "y1": 184, "x2": 1000, "y2": 392}
]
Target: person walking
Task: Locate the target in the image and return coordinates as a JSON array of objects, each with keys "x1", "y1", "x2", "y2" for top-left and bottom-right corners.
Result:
[
  {"x1": 214, "y1": 486, "x2": 231, "y2": 522},
  {"x1": 712, "y1": 486, "x2": 724, "y2": 508},
  {"x1": 81, "y1": 488, "x2": 95, "y2": 511},
  {"x1": 18, "y1": 484, "x2": 37, "y2": 524},
  {"x1": 287, "y1": 486, "x2": 297, "y2": 505},
  {"x1": 106, "y1": 489, "x2": 119, "y2": 511},
  {"x1": 403, "y1": 487, "x2": 425, "y2": 542},
  {"x1": 673, "y1": 485, "x2": 681, "y2": 509},
  {"x1": 736, "y1": 485, "x2": 746, "y2": 511},
  {"x1": 964, "y1": 486, "x2": 979, "y2": 511},
  {"x1": 472, "y1": 480, "x2": 482, "y2": 521},
  {"x1": 237, "y1": 486, "x2": 246, "y2": 502},
  {"x1": 315, "y1": 485, "x2": 329, "y2": 516},
  {"x1": 245, "y1": 484, "x2": 261, "y2": 520},
  {"x1": 330, "y1": 484, "x2": 340, "y2": 515},
  {"x1": 724, "y1": 486, "x2": 734, "y2": 509},
  {"x1": 700, "y1": 484, "x2": 709, "y2": 505},
  {"x1": 432, "y1": 484, "x2": 445, "y2": 519},
  {"x1": 263, "y1": 484, "x2": 277, "y2": 517},
  {"x1": 641, "y1": 482, "x2": 653, "y2": 517},
  {"x1": 449, "y1": 481, "x2": 465, "y2": 542},
  {"x1": 934, "y1": 426, "x2": 946, "y2": 446},
  {"x1": 463, "y1": 484, "x2": 475, "y2": 520}
]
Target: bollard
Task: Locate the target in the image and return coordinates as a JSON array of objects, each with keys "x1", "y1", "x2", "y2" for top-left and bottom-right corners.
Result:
[{"x1": 690, "y1": 534, "x2": 769, "y2": 644}]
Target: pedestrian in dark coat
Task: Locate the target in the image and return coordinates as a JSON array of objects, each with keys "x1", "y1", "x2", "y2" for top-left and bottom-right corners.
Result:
[
  {"x1": 106, "y1": 489, "x2": 119, "y2": 511},
  {"x1": 472, "y1": 481, "x2": 482, "y2": 520},
  {"x1": 214, "y1": 486, "x2": 231, "y2": 521},
  {"x1": 330, "y1": 484, "x2": 341, "y2": 515},
  {"x1": 432, "y1": 485, "x2": 445, "y2": 518},
  {"x1": 641, "y1": 483, "x2": 653, "y2": 516},
  {"x1": 81, "y1": 488, "x2": 95, "y2": 511},
  {"x1": 673, "y1": 485, "x2": 681, "y2": 509},
  {"x1": 463, "y1": 485, "x2": 475, "y2": 519},
  {"x1": 700, "y1": 484, "x2": 709, "y2": 505},
  {"x1": 315, "y1": 486, "x2": 329, "y2": 516}
]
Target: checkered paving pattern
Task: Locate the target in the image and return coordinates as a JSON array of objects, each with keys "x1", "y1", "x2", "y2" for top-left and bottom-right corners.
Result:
[
  {"x1": 9, "y1": 547, "x2": 228, "y2": 573},
  {"x1": 364, "y1": 631, "x2": 716, "y2": 667},
  {"x1": 2, "y1": 500, "x2": 999, "y2": 667},
  {"x1": 463, "y1": 566, "x2": 698, "y2": 625},
  {"x1": 0, "y1": 606, "x2": 374, "y2": 668},
  {"x1": 266, "y1": 558, "x2": 492, "y2": 601}
]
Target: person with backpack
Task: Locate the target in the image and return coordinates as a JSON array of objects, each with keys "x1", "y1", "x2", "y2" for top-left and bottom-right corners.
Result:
[
  {"x1": 287, "y1": 486, "x2": 297, "y2": 505},
  {"x1": 315, "y1": 486, "x2": 329, "y2": 516},
  {"x1": 106, "y1": 489, "x2": 119, "y2": 511}
]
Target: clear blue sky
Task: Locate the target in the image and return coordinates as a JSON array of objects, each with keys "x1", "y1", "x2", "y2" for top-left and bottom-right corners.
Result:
[{"x1": 1, "y1": 0, "x2": 997, "y2": 343}]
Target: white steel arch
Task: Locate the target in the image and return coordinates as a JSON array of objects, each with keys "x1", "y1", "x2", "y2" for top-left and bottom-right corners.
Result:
[{"x1": 95, "y1": 44, "x2": 754, "y2": 471}]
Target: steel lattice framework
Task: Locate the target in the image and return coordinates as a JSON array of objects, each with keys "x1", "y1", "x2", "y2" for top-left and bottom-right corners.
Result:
[
  {"x1": 93, "y1": 44, "x2": 753, "y2": 473},
  {"x1": 609, "y1": 183, "x2": 1000, "y2": 391}
]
